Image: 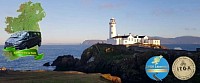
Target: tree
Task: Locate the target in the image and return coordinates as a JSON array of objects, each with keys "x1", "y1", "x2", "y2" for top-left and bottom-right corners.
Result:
[{"x1": 5, "y1": 1, "x2": 45, "y2": 33}]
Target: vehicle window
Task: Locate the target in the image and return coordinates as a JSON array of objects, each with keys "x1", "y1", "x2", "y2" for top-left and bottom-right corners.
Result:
[
  {"x1": 28, "y1": 32, "x2": 32, "y2": 37},
  {"x1": 37, "y1": 32, "x2": 41, "y2": 36},
  {"x1": 11, "y1": 32, "x2": 27, "y2": 38},
  {"x1": 29, "y1": 32, "x2": 39, "y2": 37},
  {"x1": 26, "y1": 33, "x2": 29, "y2": 36},
  {"x1": 33, "y1": 32, "x2": 37, "y2": 37}
]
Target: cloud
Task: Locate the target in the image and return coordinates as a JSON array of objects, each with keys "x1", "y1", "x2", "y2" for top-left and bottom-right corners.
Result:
[
  {"x1": 99, "y1": 2, "x2": 125, "y2": 9},
  {"x1": 181, "y1": 8, "x2": 200, "y2": 13},
  {"x1": 100, "y1": 3, "x2": 115, "y2": 9},
  {"x1": 152, "y1": 8, "x2": 200, "y2": 16},
  {"x1": 152, "y1": 8, "x2": 176, "y2": 16},
  {"x1": 184, "y1": 28, "x2": 197, "y2": 31},
  {"x1": 80, "y1": 0, "x2": 93, "y2": 5},
  {"x1": 79, "y1": 1, "x2": 127, "y2": 10}
]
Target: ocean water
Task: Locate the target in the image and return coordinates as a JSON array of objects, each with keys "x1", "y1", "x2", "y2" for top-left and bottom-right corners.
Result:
[
  {"x1": 0, "y1": 45, "x2": 90, "y2": 70},
  {"x1": 163, "y1": 44, "x2": 200, "y2": 51},
  {"x1": 0, "y1": 44, "x2": 199, "y2": 70}
]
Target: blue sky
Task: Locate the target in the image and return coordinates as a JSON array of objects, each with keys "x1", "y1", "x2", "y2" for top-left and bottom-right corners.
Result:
[{"x1": 0, "y1": 0, "x2": 200, "y2": 44}]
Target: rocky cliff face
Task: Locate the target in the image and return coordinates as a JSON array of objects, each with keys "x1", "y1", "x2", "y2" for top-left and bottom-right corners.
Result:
[{"x1": 48, "y1": 44, "x2": 200, "y2": 83}]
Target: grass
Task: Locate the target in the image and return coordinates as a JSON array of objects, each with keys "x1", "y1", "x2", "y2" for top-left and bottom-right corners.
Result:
[{"x1": 0, "y1": 71, "x2": 111, "y2": 83}]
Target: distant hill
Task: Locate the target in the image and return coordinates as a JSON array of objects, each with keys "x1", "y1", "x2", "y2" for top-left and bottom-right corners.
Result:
[
  {"x1": 82, "y1": 40, "x2": 106, "y2": 45},
  {"x1": 83, "y1": 36, "x2": 200, "y2": 45},
  {"x1": 154, "y1": 36, "x2": 200, "y2": 44}
]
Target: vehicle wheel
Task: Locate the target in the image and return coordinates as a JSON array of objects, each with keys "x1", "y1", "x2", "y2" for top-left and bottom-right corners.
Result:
[{"x1": 21, "y1": 43, "x2": 27, "y2": 50}]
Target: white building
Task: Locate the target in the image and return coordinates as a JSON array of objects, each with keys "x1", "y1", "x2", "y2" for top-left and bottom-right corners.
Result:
[{"x1": 107, "y1": 18, "x2": 160, "y2": 46}]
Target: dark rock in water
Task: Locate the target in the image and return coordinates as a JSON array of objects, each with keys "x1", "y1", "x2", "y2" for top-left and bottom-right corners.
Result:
[
  {"x1": 43, "y1": 62, "x2": 50, "y2": 66},
  {"x1": 51, "y1": 55, "x2": 79, "y2": 71},
  {"x1": 48, "y1": 44, "x2": 200, "y2": 83},
  {"x1": 197, "y1": 48, "x2": 200, "y2": 52}
]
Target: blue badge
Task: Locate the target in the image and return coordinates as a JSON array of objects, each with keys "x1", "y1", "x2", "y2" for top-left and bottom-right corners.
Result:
[{"x1": 145, "y1": 55, "x2": 169, "y2": 81}]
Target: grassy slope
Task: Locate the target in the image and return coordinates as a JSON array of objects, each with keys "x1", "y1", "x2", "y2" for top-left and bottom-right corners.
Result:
[{"x1": 0, "y1": 71, "x2": 111, "y2": 83}]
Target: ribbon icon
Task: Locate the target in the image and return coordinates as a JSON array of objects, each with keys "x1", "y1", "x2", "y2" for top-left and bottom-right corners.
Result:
[{"x1": 3, "y1": 47, "x2": 44, "y2": 60}]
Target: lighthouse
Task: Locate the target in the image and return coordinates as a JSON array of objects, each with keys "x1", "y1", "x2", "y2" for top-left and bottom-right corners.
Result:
[
  {"x1": 109, "y1": 18, "x2": 117, "y2": 38},
  {"x1": 107, "y1": 18, "x2": 160, "y2": 46}
]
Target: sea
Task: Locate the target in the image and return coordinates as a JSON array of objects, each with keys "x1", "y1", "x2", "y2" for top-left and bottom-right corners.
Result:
[
  {"x1": 0, "y1": 45, "x2": 90, "y2": 70},
  {"x1": 0, "y1": 44, "x2": 199, "y2": 70}
]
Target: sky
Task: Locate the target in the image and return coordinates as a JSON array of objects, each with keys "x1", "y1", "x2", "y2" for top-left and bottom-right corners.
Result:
[{"x1": 0, "y1": 0, "x2": 200, "y2": 45}]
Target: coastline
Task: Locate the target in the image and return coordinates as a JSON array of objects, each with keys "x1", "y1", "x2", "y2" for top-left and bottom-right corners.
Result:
[
  {"x1": 0, "y1": 45, "x2": 90, "y2": 70},
  {"x1": 0, "y1": 44, "x2": 200, "y2": 83},
  {"x1": 44, "y1": 43, "x2": 200, "y2": 83}
]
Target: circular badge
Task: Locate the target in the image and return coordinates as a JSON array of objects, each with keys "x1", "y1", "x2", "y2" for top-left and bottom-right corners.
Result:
[
  {"x1": 172, "y1": 56, "x2": 196, "y2": 80},
  {"x1": 145, "y1": 55, "x2": 169, "y2": 81}
]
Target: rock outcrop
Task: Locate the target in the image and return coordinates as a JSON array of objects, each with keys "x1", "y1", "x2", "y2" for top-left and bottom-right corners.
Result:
[
  {"x1": 43, "y1": 62, "x2": 50, "y2": 66},
  {"x1": 46, "y1": 44, "x2": 200, "y2": 83},
  {"x1": 51, "y1": 55, "x2": 80, "y2": 71}
]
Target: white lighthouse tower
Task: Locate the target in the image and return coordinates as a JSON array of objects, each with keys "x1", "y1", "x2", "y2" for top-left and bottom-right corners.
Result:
[{"x1": 109, "y1": 18, "x2": 117, "y2": 38}]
